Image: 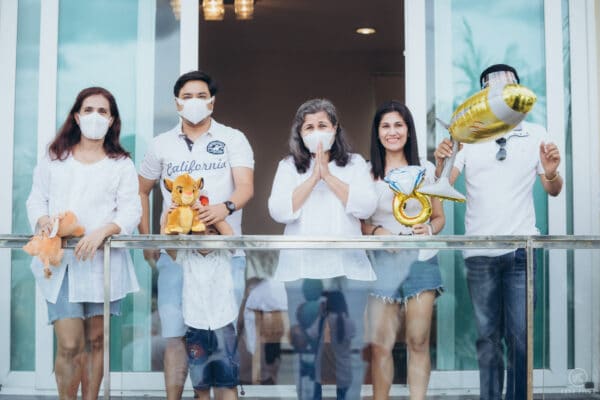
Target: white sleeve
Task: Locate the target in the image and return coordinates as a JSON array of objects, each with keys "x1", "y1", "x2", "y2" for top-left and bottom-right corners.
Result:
[
  {"x1": 268, "y1": 159, "x2": 301, "y2": 224},
  {"x1": 345, "y1": 155, "x2": 378, "y2": 219},
  {"x1": 453, "y1": 146, "x2": 467, "y2": 173},
  {"x1": 26, "y1": 156, "x2": 51, "y2": 232},
  {"x1": 228, "y1": 130, "x2": 255, "y2": 169},
  {"x1": 138, "y1": 139, "x2": 163, "y2": 181},
  {"x1": 112, "y1": 159, "x2": 142, "y2": 235}
]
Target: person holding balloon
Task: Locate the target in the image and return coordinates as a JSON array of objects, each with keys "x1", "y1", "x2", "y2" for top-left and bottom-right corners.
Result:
[
  {"x1": 361, "y1": 100, "x2": 445, "y2": 400},
  {"x1": 434, "y1": 64, "x2": 563, "y2": 400}
]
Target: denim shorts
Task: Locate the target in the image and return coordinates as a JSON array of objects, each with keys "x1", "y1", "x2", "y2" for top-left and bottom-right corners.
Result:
[
  {"x1": 367, "y1": 249, "x2": 444, "y2": 303},
  {"x1": 185, "y1": 323, "x2": 239, "y2": 390},
  {"x1": 47, "y1": 271, "x2": 121, "y2": 324}
]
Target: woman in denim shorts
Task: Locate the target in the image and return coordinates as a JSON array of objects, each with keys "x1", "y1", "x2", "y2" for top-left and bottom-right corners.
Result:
[
  {"x1": 361, "y1": 101, "x2": 445, "y2": 400},
  {"x1": 26, "y1": 87, "x2": 141, "y2": 399}
]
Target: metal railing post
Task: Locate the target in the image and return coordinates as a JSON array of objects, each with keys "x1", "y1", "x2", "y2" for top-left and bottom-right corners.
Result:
[
  {"x1": 103, "y1": 238, "x2": 112, "y2": 400},
  {"x1": 527, "y1": 239, "x2": 535, "y2": 400}
]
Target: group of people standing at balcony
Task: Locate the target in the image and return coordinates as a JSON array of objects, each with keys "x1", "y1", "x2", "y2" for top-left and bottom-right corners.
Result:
[{"x1": 26, "y1": 64, "x2": 562, "y2": 400}]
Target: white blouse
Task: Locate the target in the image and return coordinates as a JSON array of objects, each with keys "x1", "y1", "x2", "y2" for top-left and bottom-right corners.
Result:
[
  {"x1": 268, "y1": 154, "x2": 378, "y2": 281},
  {"x1": 26, "y1": 154, "x2": 141, "y2": 303}
]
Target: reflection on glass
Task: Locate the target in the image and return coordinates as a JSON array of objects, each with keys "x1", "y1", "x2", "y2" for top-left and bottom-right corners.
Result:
[
  {"x1": 11, "y1": 0, "x2": 41, "y2": 372},
  {"x1": 428, "y1": 0, "x2": 549, "y2": 374}
]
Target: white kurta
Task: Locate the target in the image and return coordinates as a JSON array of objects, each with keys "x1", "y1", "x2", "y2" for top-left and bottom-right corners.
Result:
[
  {"x1": 268, "y1": 154, "x2": 377, "y2": 281},
  {"x1": 26, "y1": 155, "x2": 141, "y2": 303}
]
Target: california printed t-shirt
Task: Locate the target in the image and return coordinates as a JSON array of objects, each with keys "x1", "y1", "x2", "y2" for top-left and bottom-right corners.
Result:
[{"x1": 139, "y1": 119, "x2": 254, "y2": 241}]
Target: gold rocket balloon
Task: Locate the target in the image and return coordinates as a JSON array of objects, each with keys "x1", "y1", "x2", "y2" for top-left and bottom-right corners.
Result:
[
  {"x1": 448, "y1": 83, "x2": 537, "y2": 143},
  {"x1": 419, "y1": 83, "x2": 537, "y2": 202}
]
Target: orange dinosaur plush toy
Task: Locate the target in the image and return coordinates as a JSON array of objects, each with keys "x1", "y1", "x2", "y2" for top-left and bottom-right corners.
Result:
[
  {"x1": 23, "y1": 211, "x2": 85, "y2": 278},
  {"x1": 164, "y1": 174, "x2": 207, "y2": 234}
]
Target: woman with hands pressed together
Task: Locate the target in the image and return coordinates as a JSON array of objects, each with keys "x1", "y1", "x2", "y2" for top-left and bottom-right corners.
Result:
[
  {"x1": 361, "y1": 101, "x2": 445, "y2": 400},
  {"x1": 26, "y1": 87, "x2": 141, "y2": 400},
  {"x1": 268, "y1": 99, "x2": 377, "y2": 399}
]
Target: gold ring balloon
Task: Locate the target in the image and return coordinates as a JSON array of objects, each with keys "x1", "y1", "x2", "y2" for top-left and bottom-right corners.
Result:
[
  {"x1": 385, "y1": 167, "x2": 433, "y2": 226},
  {"x1": 418, "y1": 83, "x2": 537, "y2": 201},
  {"x1": 392, "y1": 189, "x2": 432, "y2": 226}
]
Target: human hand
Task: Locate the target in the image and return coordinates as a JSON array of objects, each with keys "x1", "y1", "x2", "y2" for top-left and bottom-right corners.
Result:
[
  {"x1": 36, "y1": 215, "x2": 55, "y2": 236},
  {"x1": 197, "y1": 203, "x2": 229, "y2": 226},
  {"x1": 143, "y1": 249, "x2": 160, "y2": 268},
  {"x1": 433, "y1": 138, "x2": 455, "y2": 166},
  {"x1": 317, "y1": 142, "x2": 331, "y2": 180},
  {"x1": 412, "y1": 223, "x2": 432, "y2": 236},
  {"x1": 539, "y1": 142, "x2": 560, "y2": 178},
  {"x1": 310, "y1": 144, "x2": 322, "y2": 183},
  {"x1": 74, "y1": 227, "x2": 109, "y2": 261}
]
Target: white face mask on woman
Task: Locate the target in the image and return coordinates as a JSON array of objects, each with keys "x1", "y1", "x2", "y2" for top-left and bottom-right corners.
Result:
[
  {"x1": 302, "y1": 130, "x2": 335, "y2": 153},
  {"x1": 176, "y1": 97, "x2": 214, "y2": 125},
  {"x1": 78, "y1": 112, "x2": 111, "y2": 140}
]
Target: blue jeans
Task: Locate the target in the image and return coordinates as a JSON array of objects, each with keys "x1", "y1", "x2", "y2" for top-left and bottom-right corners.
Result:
[{"x1": 465, "y1": 249, "x2": 532, "y2": 400}]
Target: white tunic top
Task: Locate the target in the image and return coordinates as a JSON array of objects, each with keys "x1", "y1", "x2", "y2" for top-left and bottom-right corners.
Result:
[
  {"x1": 268, "y1": 154, "x2": 378, "y2": 281},
  {"x1": 26, "y1": 155, "x2": 141, "y2": 303},
  {"x1": 454, "y1": 121, "x2": 546, "y2": 258},
  {"x1": 178, "y1": 250, "x2": 238, "y2": 330},
  {"x1": 138, "y1": 120, "x2": 254, "y2": 240}
]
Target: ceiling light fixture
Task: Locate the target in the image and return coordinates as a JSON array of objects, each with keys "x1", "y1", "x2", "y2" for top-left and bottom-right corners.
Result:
[
  {"x1": 203, "y1": 0, "x2": 225, "y2": 21},
  {"x1": 234, "y1": 0, "x2": 254, "y2": 20},
  {"x1": 356, "y1": 27, "x2": 376, "y2": 35}
]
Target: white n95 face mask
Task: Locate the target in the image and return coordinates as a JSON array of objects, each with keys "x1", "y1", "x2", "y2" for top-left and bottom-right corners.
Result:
[
  {"x1": 176, "y1": 97, "x2": 214, "y2": 125},
  {"x1": 78, "y1": 112, "x2": 111, "y2": 140},
  {"x1": 302, "y1": 130, "x2": 335, "y2": 153}
]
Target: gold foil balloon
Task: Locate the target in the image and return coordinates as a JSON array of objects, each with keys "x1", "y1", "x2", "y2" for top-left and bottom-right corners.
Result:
[
  {"x1": 392, "y1": 190, "x2": 432, "y2": 226},
  {"x1": 385, "y1": 167, "x2": 432, "y2": 227},
  {"x1": 419, "y1": 83, "x2": 537, "y2": 202},
  {"x1": 448, "y1": 83, "x2": 537, "y2": 143}
]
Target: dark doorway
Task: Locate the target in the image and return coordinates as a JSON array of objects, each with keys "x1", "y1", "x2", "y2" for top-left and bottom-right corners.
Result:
[{"x1": 198, "y1": 0, "x2": 405, "y2": 234}]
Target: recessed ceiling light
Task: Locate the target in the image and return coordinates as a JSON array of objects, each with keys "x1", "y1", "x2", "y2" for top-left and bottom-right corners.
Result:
[{"x1": 356, "y1": 27, "x2": 376, "y2": 35}]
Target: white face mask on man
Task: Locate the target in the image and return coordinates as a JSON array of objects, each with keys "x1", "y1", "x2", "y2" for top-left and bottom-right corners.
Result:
[
  {"x1": 78, "y1": 112, "x2": 111, "y2": 140},
  {"x1": 302, "y1": 129, "x2": 335, "y2": 153},
  {"x1": 176, "y1": 97, "x2": 214, "y2": 125}
]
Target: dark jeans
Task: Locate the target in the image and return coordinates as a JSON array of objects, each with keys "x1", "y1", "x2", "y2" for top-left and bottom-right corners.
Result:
[{"x1": 465, "y1": 249, "x2": 533, "y2": 400}]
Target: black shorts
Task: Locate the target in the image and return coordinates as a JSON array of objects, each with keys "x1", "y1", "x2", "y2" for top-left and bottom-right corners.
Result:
[{"x1": 185, "y1": 323, "x2": 239, "y2": 390}]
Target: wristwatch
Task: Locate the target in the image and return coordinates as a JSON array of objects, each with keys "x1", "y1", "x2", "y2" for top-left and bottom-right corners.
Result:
[{"x1": 224, "y1": 200, "x2": 236, "y2": 215}]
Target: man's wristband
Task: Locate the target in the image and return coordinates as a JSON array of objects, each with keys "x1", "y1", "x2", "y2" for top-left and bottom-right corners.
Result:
[{"x1": 543, "y1": 171, "x2": 560, "y2": 182}]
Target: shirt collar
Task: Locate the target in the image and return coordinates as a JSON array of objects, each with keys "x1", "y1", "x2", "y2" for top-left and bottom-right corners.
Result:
[{"x1": 176, "y1": 119, "x2": 216, "y2": 142}]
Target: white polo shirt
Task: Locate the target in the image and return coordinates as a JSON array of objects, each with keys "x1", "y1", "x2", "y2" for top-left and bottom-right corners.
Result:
[
  {"x1": 139, "y1": 119, "x2": 254, "y2": 239},
  {"x1": 454, "y1": 121, "x2": 546, "y2": 258}
]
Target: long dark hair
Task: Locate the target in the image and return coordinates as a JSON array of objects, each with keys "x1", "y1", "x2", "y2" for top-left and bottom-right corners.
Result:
[
  {"x1": 370, "y1": 100, "x2": 420, "y2": 180},
  {"x1": 288, "y1": 98, "x2": 352, "y2": 173},
  {"x1": 49, "y1": 87, "x2": 130, "y2": 161}
]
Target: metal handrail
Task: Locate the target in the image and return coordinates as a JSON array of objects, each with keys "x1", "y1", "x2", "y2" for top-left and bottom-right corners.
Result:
[{"x1": 3, "y1": 234, "x2": 600, "y2": 400}]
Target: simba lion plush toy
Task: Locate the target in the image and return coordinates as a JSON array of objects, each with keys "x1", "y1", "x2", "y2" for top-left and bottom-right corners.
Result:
[
  {"x1": 164, "y1": 174, "x2": 207, "y2": 234},
  {"x1": 23, "y1": 211, "x2": 85, "y2": 278}
]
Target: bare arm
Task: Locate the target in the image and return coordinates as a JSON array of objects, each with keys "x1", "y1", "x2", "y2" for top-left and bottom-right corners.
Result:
[
  {"x1": 138, "y1": 175, "x2": 159, "y2": 264},
  {"x1": 539, "y1": 142, "x2": 563, "y2": 197},
  {"x1": 197, "y1": 166, "x2": 254, "y2": 225},
  {"x1": 434, "y1": 138, "x2": 462, "y2": 184}
]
